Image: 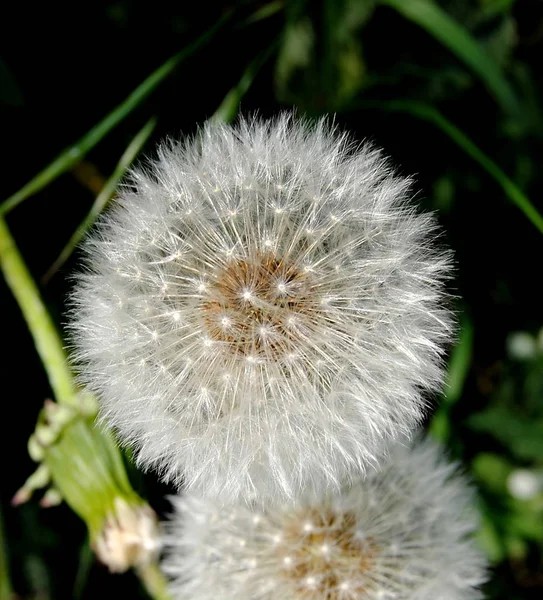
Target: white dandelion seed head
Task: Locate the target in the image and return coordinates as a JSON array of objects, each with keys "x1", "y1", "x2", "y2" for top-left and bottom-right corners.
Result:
[
  {"x1": 70, "y1": 114, "x2": 454, "y2": 504},
  {"x1": 161, "y1": 438, "x2": 488, "y2": 600}
]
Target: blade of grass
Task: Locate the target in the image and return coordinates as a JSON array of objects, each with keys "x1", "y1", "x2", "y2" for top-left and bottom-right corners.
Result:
[
  {"x1": 0, "y1": 217, "x2": 77, "y2": 405},
  {"x1": 370, "y1": 100, "x2": 543, "y2": 235},
  {"x1": 429, "y1": 315, "x2": 474, "y2": 442},
  {"x1": 0, "y1": 13, "x2": 232, "y2": 216},
  {"x1": 380, "y1": 0, "x2": 520, "y2": 116},
  {"x1": 42, "y1": 117, "x2": 156, "y2": 283},
  {"x1": 212, "y1": 42, "x2": 278, "y2": 123}
]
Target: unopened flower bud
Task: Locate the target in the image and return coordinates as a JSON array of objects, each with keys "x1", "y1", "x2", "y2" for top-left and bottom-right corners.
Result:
[{"x1": 94, "y1": 497, "x2": 161, "y2": 573}]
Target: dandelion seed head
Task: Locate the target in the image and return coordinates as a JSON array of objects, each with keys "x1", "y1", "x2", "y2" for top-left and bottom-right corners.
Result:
[
  {"x1": 70, "y1": 114, "x2": 454, "y2": 504},
  {"x1": 162, "y1": 438, "x2": 487, "y2": 600}
]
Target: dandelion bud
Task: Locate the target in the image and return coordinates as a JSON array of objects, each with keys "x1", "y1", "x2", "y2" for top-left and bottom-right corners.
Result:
[
  {"x1": 94, "y1": 498, "x2": 161, "y2": 573},
  {"x1": 18, "y1": 396, "x2": 162, "y2": 573},
  {"x1": 71, "y1": 114, "x2": 453, "y2": 504},
  {"x1": 162, "y1": 438, "x2": 487, "y2": 600}
]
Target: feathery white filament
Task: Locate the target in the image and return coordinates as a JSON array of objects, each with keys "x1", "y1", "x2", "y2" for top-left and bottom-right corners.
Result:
[{"x1": 70, "y1": 115, "x2": 453, "y2": 503}]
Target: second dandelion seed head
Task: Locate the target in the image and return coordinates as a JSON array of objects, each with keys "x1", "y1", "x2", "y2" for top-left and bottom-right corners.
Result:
[{"x1": 162, "y1": 439, "x2": 487, "y2": 600}]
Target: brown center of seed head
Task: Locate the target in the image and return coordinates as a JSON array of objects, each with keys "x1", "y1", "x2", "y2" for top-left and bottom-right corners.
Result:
[
  {"x1": 277, "y1": 509, "x2": 375, "y2": 599},
  {"x1": 200, "y1": 252, "x2": 317, "y2": 358}
]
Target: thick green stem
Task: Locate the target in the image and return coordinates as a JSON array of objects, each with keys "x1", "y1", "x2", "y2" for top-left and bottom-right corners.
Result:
[{"x1": 0, "y1": 217, "x2": 77, "y2": 405}]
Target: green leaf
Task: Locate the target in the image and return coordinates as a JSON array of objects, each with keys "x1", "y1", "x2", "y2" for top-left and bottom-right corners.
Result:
[
  {"x1": 371, "y1": 100, "x2": 543, "y2": 235},
  {"x1": 380, "y1": 0, "x2": 520, "y2": 116},
  {"x1": 479, "y1": 0, "x2": 517, "y2": 19},
  {"x1": 476, "y1": 505, "x2": 507, "y2": 563},
  {"x1": 240, "y1": 0, "x2": 283, "y2": 26},
  {"x1": 275, "y1": 16, "x2": 315, "y2": 106},
  {"x1": 0, "y1": 13, "x2": 232, "y2": 216},
  {"x1": 429, "y1": 315, "x2": 473, "y2": 441},
  {"x1": 468, "y1": 407, "x2": 543, "y2": 461},
  {"x1": 472, "y1": 452, "x2": 512, "y2": 495},
  {"x1": 508, "y1": 504, "x2": 543, "y2": 541},
  {"x1": 275, "y1": 0, "x2": 373, "y2": 111}
]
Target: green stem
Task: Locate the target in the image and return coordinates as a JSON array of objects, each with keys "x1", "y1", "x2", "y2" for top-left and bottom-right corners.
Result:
[
  {"x1": 137, "y1": 562, "x2": 172, "y2": 600},
  {"x1": 0, "y1": 217, "x2": 77, "y2": 405}
]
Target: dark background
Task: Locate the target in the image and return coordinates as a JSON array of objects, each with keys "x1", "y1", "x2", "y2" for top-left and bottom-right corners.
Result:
[{"x1": 1, "y1": 1, "x2": 542, "y2": 598}]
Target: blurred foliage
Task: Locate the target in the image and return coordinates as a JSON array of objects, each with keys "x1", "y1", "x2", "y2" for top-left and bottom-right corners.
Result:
[{"x1": 1, "y1": 0, "x2": 543, "y2": 598}]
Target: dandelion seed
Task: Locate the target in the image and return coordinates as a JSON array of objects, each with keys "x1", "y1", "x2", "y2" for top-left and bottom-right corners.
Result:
[
  {"x1": 161, "y1": 438, "x2": 487, "y2": 600},
  {"x1": 70, "y1": 115, "x2": 453, "y2": 503}
]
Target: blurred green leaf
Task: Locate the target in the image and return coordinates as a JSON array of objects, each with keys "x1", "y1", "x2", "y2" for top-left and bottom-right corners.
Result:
[
  {"x1": 468, "y1": 407, "x2": 543, "y2": 461},
  {"x1": 23, "y1": 553, "x2": 51, "y2": 600},
  {"x1": 432, "y1": 175, "x2": 456, "y2": 213},
  {"x1": 371, "y1": 100, "x2": 543, "y2": 235},
  {"x1": 503, "y1": 535, "x2": 528, "y2": 561},
  {"x1": 429, "y1": 315, "x2": 473, "y2": 442},
  {"x1": 275, "y1": 0, "x2": 373, "y2": 111},
  {"x1": 481, "y1": 14, "x2": 516, "y2": 69},
  {"x1": 472, "y1": 453, "x2": 512, "y2": 495},
  {"x1": 508, "y1": 501, "x2": 543, "y2": 540},
  {"x1": 380, "y1": 0, "x2": 520, "y2": 116},
  {"x1": 275, "y1": 16, "x2": 315, "y2": 105},
  {"x1": 479, "y1": 0, "x2": 517, "y2": 19},
  {"x1": 446, "y1": 316, "x2": 474, "y2": 403},
  {"x1": 477, "y1": 504, "x2": 507, "y2": 563},
  {"x1": 240, "y1": 0, "x2": 283, "y2": 26}
]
